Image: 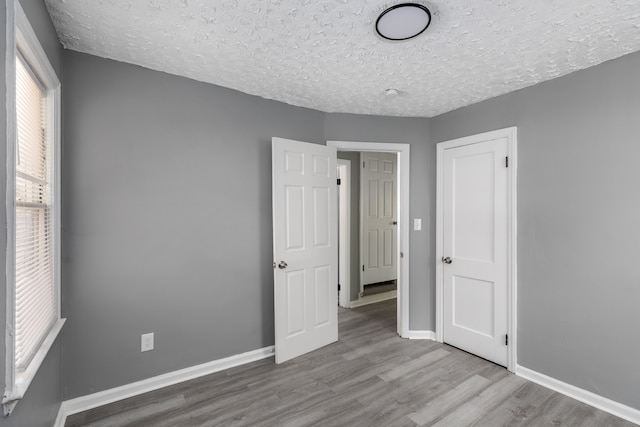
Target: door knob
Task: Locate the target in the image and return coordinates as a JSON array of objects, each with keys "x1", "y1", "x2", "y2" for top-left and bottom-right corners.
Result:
[
  {"x1": 392, "y1": 221, "x2": 398, "y2": 225},
  {"x1": 278, "y1": 261, "x2": 288, "y2": 269},
  {"x1": 442, "y1": 256, "x2": 452, "y2": 264}
]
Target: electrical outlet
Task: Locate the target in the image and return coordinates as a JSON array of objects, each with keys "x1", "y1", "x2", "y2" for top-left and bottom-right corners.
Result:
[
  {"x1": 414, "y1": 218, "x2": 422, "y2": 231},
  {"x1": 141, "y1": 333, "x2": 154, "y2": 352}
]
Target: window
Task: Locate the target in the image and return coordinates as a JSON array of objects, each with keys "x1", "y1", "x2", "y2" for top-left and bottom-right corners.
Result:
[
  {"x1": 3, "y1": 4, "x2": 64, "y2": 416},
  {"x1": 15, "y1": 51, "x2": 56, "y2": 372}
]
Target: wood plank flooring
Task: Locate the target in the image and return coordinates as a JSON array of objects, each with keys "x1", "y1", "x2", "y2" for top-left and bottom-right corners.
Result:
[{"x1": 65, "y1": 300, "x2": 634, "y2": 426}]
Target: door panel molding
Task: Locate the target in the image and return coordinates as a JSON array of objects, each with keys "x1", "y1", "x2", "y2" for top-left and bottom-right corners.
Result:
[
  {"x1": 327, "y1": 141, "x2": 410, "y2": 339},
  {"x1": 436, "y1": 127, "x2": 518, "y2": 372},
  {"x1": 273, "y1": 138, "x2": 338, "y2": 364}
]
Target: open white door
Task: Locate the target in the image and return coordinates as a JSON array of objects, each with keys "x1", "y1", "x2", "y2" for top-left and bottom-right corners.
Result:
[
  {"x1": 272, "y1": 137, "x2": 338, "y2": 364},
  {"x1": 361, "y1": 152, "x2": 397, "y2": 286},
  {"x1": 442, "y1": 138, "x2": 509, "y2": 366}
]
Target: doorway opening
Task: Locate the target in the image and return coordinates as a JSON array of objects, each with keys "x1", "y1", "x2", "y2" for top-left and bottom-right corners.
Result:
[
  {"x1": 360, "y1": 152, "x2": 398, "y2": 302},
  {"x1": 338, "y1": 151, "x2": 398, "y2": 309},
  {"x1": 329, "y1": 141, "x2": 410, "y2": 338}
]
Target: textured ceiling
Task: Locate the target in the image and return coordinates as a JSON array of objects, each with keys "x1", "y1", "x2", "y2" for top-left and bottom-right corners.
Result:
[{"x1": 44, "y1": 0, "x2": 640, "y2": 117}]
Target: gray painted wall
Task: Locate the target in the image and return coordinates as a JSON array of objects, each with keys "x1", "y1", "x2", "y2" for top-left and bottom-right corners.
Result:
[
  {"x1": 19, "y1": 0, "x2": 62, "y2": 74},
  {"x1": 336, "y1": 151, "x2": 360, "y2": 302},
  {"x1": 62, "y1": 51, "x2": 326, "y2": 398},
  {"x1": 430, "y1": 51, "x2": 640, "y2": 410},
  {"x1": 0, "y1": 1, "x2": 64, "y2": 426},
  {"x1": 325, "y1": 115, "x2": 432, "y2": 330}
]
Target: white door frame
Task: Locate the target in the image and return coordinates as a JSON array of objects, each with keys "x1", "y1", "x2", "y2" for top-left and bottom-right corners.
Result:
[
  {"x1": 337, "y1": 159, "x2": 351, "y2": 309},
  {"x1": 435, "y1": 127, "x2": 518, "y2": 372},
  {"x1": 328, "y1": 141, "x2": 410, "y2": 339}
]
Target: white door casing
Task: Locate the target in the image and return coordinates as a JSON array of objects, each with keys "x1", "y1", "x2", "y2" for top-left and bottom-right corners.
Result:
[
  {"x1": 436, "y1": 127, "x2": 517, "y2": 371},
  {"x1": 272, "y1": 137, "x2": 338, "y2": 364},
  {"x1": 337, "y1": 160, "x2": 351, "y2": 309},
  {"x1": 361, "y1": 152, "x2": 397, "y2": 287}
]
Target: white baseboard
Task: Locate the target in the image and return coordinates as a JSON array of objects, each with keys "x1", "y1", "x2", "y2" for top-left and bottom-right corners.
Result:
[
  {"x1": 54, "y1": 346, "x2": 275, "y2": 427},
  {"x1": 53, "y1": 347, "x2": 640, "y2": 427},
  {"x1": 407, "y1": 330, "x2": 436, "y2": 340},
  {"x1": 53, "y1": 404, "x2": 66, "y2": 427},
  {"x1": 516, "y1": 365, "x2": 640, "y2": 425},
  {"x1": 349, "y1": 291, "x2": 397, "y2": 308}
]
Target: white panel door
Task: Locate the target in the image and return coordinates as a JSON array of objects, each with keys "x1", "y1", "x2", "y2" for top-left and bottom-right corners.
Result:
[
  {"x1": 361, "y1": 152, "x2": 397, "y2": 285},
  {"x1": 272, "y1": 137, "x2": 338, "y2": 364},
  {"x1": 443, "y1": 138, "x2": 508, "y2": 366}
]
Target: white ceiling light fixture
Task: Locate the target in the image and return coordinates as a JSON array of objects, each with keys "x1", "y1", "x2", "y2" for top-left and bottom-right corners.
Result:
[{"x1": 375, "y1": 3, "x2": 432, "y2": 41}]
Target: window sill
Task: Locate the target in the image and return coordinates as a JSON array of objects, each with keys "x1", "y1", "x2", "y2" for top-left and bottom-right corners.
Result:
[{"x1": 3, "y1": 318, "x2": 66, "y2": 416}]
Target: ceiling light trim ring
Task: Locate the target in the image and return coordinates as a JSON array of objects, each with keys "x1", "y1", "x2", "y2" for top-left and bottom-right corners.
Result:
[{"x1": 375, "y1": 3, "x2": 432, "y2": 41}]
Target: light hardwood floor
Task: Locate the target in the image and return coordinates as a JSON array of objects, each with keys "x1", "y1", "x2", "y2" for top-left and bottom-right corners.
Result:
[{"x1": 66, "y1": 300, "x2": 634, "y2": 426}]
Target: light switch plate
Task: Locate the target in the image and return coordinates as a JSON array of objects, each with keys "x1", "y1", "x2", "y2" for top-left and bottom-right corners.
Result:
[
  {"x1": 414, "y1": 218, "x2": 422, "y2": 231},
  {"x1": 141, "y1": 333, "x2": 154, "y2": 352}
]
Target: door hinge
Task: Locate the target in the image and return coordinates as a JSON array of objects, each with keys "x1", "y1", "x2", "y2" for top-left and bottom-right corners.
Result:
[
  {"x1": 400, "y1": 252, "x2": 404, "y2": 258},
  {"x1": 272, "y1": 261, "x2": 276, "y2": 269},
  {"x1": 505, "y1": 156, "x2": 509, "y2": 168},
  {"x1": 338, "y1": 283, "x2": 341, "y2": 291},
  {"x1": 363, "y1": 161, "x2": 365, "y2": 168},
  {"x1": 362, "y1": 265, "x2": 365, "y2": 272},
  {"x1": 337, "y1": 178, "x2": 341, "y2": 185},
  {"x1": 505, "y1": 334, "x2": 509, "y2": 346}
]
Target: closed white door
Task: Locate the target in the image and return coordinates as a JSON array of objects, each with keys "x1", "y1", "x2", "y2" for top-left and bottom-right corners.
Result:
[
  {"x1": 361, "y1": 152, "x2": 397, "y2": 286},
  {"x1": 442, "y1": 138, "x2": 509, "y2": 366},
  {"x1": 272, "y1": 137, "x2": 338, "y2": 364}
]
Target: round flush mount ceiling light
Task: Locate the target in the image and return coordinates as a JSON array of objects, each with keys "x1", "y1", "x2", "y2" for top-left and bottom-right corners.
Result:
[{"x1": 375, "y1": 3, "x2": 432, "y2": 41}]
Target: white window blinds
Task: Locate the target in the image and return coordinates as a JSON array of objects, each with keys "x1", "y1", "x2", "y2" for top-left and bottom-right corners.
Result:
[{"x1": 14, "y1": 54, "x2": 56, "y2": 372}]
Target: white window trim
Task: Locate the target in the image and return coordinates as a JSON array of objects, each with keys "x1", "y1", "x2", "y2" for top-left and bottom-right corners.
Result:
[{"x1": 3, "y1": 2, "x2": 65, "y2": 416}]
